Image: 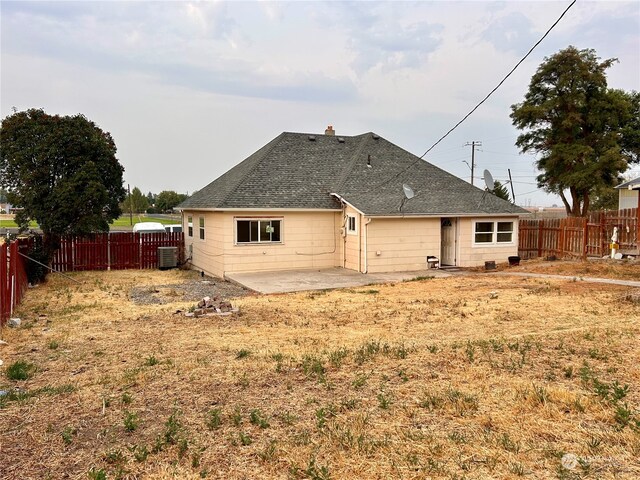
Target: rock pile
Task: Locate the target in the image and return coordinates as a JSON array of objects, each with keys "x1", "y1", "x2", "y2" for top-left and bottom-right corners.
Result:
[{"x1": 185, "y1": 296, "x2": 238, "y2": 317}]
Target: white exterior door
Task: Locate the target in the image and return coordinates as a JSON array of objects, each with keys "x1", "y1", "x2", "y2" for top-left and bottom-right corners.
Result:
[{"x1": 441, "y1": 218, "x2": 456, "y2": 266}]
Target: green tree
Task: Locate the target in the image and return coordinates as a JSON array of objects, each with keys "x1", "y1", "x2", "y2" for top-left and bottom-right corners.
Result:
[
  {"x1": 491, "y1": 180, "x2": 511, "y2": 202},
  {"x1": 156, "y1": 190, "x2": 187, "y2": 212},
  {"x1": 0, "y1": 109, "x2": 125, "y2": 255},
  {"x1": 122, "y1": 187, "x2": 149, "y2": 214},
  {"x1": 590, "y1": 185, "x2": 619, "y2": 211},
  {"x1": 510, "y1": 46, "x2": 640, "y2": 216}
]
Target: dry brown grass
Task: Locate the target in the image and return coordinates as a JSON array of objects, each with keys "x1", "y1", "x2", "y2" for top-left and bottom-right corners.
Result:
[
  {"x1": 487, "y1": 258, "x2": 640, "y2": 281},
  {"x1": 1, "y1": 268, "x2": 639, "y2": 479}
]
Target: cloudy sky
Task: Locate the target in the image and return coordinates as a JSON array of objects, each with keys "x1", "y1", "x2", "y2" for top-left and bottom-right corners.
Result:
[{"x1": 2, "y1": 1, "x2": 639, "y2": 207}]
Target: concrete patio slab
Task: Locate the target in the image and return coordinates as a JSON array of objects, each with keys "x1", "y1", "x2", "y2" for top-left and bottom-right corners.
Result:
[{"x1": 225, "y1": 267, "x2": 453, "y2": 294}]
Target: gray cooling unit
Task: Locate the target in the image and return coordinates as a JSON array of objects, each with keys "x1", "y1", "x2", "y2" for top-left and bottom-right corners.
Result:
[{"x1": 158, "y1": 246, "x2": 178, "y2": 269}]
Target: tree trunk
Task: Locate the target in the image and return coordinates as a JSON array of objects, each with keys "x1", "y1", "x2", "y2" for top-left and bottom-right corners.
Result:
[
  {"x1": 581, "y1": 193, "x2": 590, "y2": 217},
  {"x1": 569, "y1": 187, "x2": 582, "y2": 217},
  {"x1": 42, "y1": 231, "x2": 61, "y2": 267},
  {"x1": 559, "y1": 191, "x2": 572, "y2": 216}
]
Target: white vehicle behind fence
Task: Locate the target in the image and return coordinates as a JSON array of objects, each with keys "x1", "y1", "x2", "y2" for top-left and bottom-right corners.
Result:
[
  {"x1": 164, "y1": 224, "x2": 182, "y2": 233},
  {"x1": 132, "y1": 222, "x2": 166, "y2": 234}
]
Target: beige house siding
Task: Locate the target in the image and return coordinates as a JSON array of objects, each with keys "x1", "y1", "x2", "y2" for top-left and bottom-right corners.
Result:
[
  {"x1": 182, "y1": 208, "x2": 521, "y2": 275},
  {"x1": 365, "y1": 218, "x2": 441, "y2": 272},
  {"x1": 457, "y1": 217, "x2": 519, "y2": 267},
  {"x1": 183, "y1": 211, "x2": 225, "y2": 278},
  {"x1": 618, "y1": 189, "x2": 639, "y2": 210},
  {"x1": 183, "y1": 210, "x2": 341, "y2": 277}
]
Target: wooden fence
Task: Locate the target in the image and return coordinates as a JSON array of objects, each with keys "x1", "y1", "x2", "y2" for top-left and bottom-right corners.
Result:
[
  {"x1": 519, "y1": 208, "x2": 638, "y2": 259},
  {"x1": 51, "y1": 232, "x2": 184, "y2": 272},
  {"x1": 1, "y1": 240, "x2": 29, "y2": 326},
  {"x1": 1, "y1": 232, "x2": 183, "y2": 325}
]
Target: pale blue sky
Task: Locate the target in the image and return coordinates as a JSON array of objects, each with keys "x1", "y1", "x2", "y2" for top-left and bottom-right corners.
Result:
[{"x1": 2, "y1": 1, "x2": 639, "y2": 206}]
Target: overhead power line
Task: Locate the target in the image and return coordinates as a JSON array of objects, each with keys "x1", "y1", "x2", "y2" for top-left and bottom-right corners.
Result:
[
  {"x1": 419, "y1": 0, "x2": 576, "y2": 158},
  {"x1": 375, "y1": 0, "x2": 577, "y2": 188}
]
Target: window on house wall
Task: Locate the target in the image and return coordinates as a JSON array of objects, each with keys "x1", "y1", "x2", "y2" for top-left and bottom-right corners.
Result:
[
  {"x1": 236, "y1": 219, "x2": 282, "y2": 243},
  {"x1": 187, "y1": 216, "x2": 193, "y2": 237},
  {"x1": 497, "y1": 222, "x2": 514, "y2": 243},
  {"x1": 474, "y1": 222, "x2": 494, "y2": 243},
  {"x1": 346, "y1": 215, "x2": 357, "y2": 234},
  {"x1": 199, "y1": 217, "x2": 205, "y2": 240},
  {"x1": 474, "y1": 221, "x2": 514, "y2": 244}
]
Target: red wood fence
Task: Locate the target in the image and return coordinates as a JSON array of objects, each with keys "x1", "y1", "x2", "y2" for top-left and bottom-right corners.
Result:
[
  {"x1": 1, "y1": 240, "x2": 29, "y2": 326},
  {"x1": 519, "y1": 208, "x2": 639, "y2": 259},
  {"x1": 51, "y1": 232, "x2": 184, "y2": 272},
  {"x1": 1, "y1": 233, "x2": 183, "y2": 324}
]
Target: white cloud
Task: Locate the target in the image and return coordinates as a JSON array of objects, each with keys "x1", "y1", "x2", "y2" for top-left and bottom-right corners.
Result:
[{"x1": 1, "y1": 0, "x2": 638, "y2": 207}]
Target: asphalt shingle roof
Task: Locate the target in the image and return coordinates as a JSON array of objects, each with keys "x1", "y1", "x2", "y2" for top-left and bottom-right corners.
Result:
[
  {"x1": 179, "y1": 132, "x2": 527, "y2": 216},
  {"x1": 615, "y1": 176, "x2": 640, "y2": 190}
]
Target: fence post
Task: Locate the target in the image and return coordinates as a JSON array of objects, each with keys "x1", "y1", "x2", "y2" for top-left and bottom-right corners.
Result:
[
  {"x1": 0, "y1": 243, "x2": 7, "y2": 325},
  {"x1": 582, "y1": 217, "x2": 588, "y2": 259},
  {"x1": 537, "y1": 221, "x2": 543, "y2": 257},
  {"x1": 636, "y1": 202, "x2": 640, "y2": 255},
  {"x1": 600, "y1": 213, "x2": 606, "y2": 257},
  {"x1": 107, "y1": 232, "x2": 111, "y2": 271}
]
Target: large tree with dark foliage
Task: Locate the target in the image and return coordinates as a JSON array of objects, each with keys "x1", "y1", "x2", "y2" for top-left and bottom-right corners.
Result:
[
  {"x1": 156, "y1": 190, "x2": 188, "y2": 212},
  {"x1": 0, "y1": 109, "x2": 125, "y2": 255},
  {"x1": 510, "y1": 46, "x2": 640, "y2": 216}
]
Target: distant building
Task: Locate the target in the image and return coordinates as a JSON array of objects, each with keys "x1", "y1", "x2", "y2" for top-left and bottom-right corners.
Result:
[{"x1": 615, "y1": 177, "x2": 640, "y2": 210}]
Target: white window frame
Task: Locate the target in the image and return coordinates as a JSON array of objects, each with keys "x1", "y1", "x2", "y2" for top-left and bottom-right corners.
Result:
[
  {"x1": 187, "y1": 215, "x2": 193, "y2": 237},
  {"x1": 234, "y1": 218, "x2": 283, "y2": 245},
  {"x1": 346, "y1": 215, "x2": 357, "y2": 235},
  {"x1": 473, "y1": 220, "x2": 514, "y2": 246},
  {"x1": 199, "y1": 217, "x2": 205, "y2": 240}
]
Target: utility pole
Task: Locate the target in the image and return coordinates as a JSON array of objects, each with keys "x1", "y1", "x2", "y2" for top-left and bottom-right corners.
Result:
[
  {"x1": 508, "y1": 168, "x2": 516, "y2": 203},
  {"x1": 128, "y1": 184, "x2": 133, "y2": 226},
  {"x1": 464, "y1": 141, "x2": 482, "y2": 186}
]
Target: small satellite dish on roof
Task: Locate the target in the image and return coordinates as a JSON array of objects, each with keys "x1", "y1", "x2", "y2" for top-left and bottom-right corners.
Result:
[
  {"x1": 483, "y1": 169, "x2": 494, "y2": 192},
  {"x1": 403, "y1": 184, "x2": 415, "y2": 200},
  {"x1": 399, "y1": 184, "x2": 415, "y2": 211}
]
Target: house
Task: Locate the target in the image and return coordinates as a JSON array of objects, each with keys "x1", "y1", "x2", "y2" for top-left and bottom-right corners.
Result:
[
  {"x1": 615, "y1": 176, "x2": 640, "y2": 210},
  {"x1": 177, "y1": 128, "x2": 528, "y2": 278}
]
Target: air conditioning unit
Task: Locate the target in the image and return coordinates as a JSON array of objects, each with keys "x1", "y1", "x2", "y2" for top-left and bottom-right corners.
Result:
[{"x1": 158, "y1": 246, "x2": 178, "y2": 269}]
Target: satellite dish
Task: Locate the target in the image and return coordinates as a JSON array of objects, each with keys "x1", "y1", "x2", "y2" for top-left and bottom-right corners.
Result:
[
  {"x1": 402, "y1": 184, "x2": 415, "y2": 200},
  {"x1": 483, "y1": 169, "x2": 494, "y2": 192},
  {"x1": 399, "y1": 184, "x2": 415, "y2": 211}
]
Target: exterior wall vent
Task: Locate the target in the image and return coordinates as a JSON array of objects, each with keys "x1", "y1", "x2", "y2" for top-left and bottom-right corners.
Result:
[{"x1": 158, "y1": 246, "x2": 178, "y2": 269}]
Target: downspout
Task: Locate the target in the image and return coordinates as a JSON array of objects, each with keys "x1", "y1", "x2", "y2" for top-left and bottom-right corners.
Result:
[
  {"x1": 363, "y1": 217, "x2": 372, "y2": 273},
  {"x1": 342, "y1": 211, "x2": 347, "y2": 268},
  {"x1": 358, "y1": 216, "x2": 362, "y2": 272}
]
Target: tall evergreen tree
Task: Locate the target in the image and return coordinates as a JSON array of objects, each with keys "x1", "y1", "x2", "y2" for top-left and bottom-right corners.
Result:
[{"x1": 510, "y1": 46, "x2": 639, "y2": 216}]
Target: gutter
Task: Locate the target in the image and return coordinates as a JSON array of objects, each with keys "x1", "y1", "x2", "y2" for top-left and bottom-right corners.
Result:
[
  {"x1": 363, "y1": 217, "x2": 372, "y2": 273},
  {"x1": 329, "y1": 193, "x2": 366, "y2": 215},
  {"x1": 361, "y1": 213, "x2": 526, "y2": 219},
  {"x1": 176, "y1": 207, "x2": 341, "y2": 213}
]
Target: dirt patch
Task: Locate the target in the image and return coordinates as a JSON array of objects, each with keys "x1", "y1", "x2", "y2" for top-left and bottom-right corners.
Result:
[
  {"x1": 1, "y1": 270, "x2": 639, "y2": 479},
  {"x1": 130, "y1": 274, "x2": 250, "y2": 305}
]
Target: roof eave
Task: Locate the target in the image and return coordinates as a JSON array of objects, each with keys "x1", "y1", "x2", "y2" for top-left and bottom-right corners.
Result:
[{"x1": 176, "y1": 207, "x2": 342, "y2": 212}]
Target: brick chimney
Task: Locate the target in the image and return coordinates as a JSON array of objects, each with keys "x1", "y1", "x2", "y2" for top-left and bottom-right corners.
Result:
[{"x1": 325, "y1": 125, "x2": 335, "y2": 136}]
